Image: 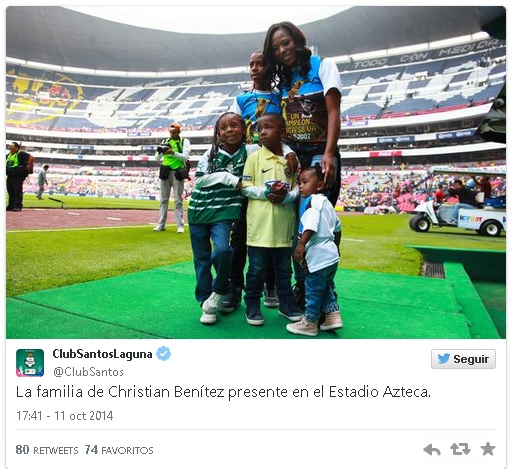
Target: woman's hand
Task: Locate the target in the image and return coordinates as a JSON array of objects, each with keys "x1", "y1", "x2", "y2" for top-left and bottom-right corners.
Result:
[
  {"x1": 321, "y1": 151, "x2": 336, "y2": 189},
  {"x1": 323, "y1": 88, "x2": 341, "y2": 189}
]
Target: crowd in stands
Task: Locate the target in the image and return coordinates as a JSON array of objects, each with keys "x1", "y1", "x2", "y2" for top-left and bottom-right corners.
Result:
[
  {"x1": 337, "y1": 162, "x2": 505, "y2": 212},
  {"x1": 24, "y1": 161, "x2": 505, "y2": 213},
  {"x1": 6, "y1": 40, "x2": 506, "y2": 133},
  {"x1": 23, "y1": 165, "x2": 174, "y2": 199}
]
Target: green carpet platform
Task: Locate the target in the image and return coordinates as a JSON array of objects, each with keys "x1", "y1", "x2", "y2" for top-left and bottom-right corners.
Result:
[{"x1": 6, "y1": 261, "x2": 500, "y2": 339}]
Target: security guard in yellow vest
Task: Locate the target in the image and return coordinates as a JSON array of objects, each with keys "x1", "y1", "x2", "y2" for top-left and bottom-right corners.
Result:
[
  {"x1": 154, "y1": 122, "x2": 191, "y2": 232},
  {"x1": 6, "y1": 142, "x2": 31, "y2": 212}
]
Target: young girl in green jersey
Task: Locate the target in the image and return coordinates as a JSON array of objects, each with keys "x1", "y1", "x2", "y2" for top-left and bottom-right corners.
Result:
[{"x1": 188, "y1": 112, "x2": 260, "y2": 325}]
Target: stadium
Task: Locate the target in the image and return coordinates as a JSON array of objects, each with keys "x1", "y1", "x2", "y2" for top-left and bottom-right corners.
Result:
[{"x1": 5, "y1": 5, "x2": 506, "y2": 339}]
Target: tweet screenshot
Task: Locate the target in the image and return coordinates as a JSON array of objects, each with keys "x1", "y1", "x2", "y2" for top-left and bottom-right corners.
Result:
[
  {"x1": 3, "y1": 3, "x2": 508, "y2": 469},
  {"x1": 4, "y1": 338, "x2": 506, "y2": 468}
]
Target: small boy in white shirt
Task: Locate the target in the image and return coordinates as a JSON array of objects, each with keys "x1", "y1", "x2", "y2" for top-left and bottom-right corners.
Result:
[{"x1": 287, "y1": 165, "x2": 343, "y2": 337}]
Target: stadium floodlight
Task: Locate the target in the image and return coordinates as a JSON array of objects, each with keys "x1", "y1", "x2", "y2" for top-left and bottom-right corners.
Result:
[
  {"x1": 330, "y1": 55, "x2": 350, "y2": 63},
  {"x1": 66, "y1": 67, "x2": 97, "y2": 74},
  {"x1": 472, "y1": 31, "x2": 493, "y2": 40},
  {"x1": 430, "y1": 35, "x2": 473, "y2": 48},
  {"x1": 388, "y1": 43, "x2": 429, "y2": 55},
  {"x1": 6, "y1": 57, "x2": 25, "y2": 65},
  {"x1": 126, "y1": 72, "x2": 159, "y2": 78},
  {"x1": 352, "y1": 50, "x2": 388, "y2": 61},
  {"x1": 95, "y1": 69, "x2": 126, "y2": 76},
  {"x1": 26, "y1": 61, "x2": 61, "y2": 70}
]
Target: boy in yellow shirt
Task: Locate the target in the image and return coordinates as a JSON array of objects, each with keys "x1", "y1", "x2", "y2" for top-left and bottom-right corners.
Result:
[{"x1": 241, "y1": 113, "x2": 303, "y2": 326}]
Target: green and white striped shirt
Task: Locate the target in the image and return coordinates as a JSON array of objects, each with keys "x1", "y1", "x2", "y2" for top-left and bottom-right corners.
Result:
[{"x1": 188, "y1": 144, "x2": 259, "y2": 225}]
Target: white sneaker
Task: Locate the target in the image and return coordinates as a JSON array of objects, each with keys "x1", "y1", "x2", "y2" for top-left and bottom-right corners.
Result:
[
  {"x1": 201, "y1": 292, "x2": 222, "y2": 314},
  {"x1": 153, "y1": 225, "x2": 166, "y2": 232},
  {"x1": 177, "y1": 226, "x2": 185, "y2": 233},
  {"x1": 200, "y1": 311, "x2": 217, "y2": 324},
  {"x1": 201, "y1": 292, "x2": 222, "y2": 324}
]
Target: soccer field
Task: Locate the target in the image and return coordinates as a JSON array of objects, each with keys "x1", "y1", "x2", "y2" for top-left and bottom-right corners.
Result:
[{"x1": 6, "y1": 206, "x2": 505, "y2": 297}]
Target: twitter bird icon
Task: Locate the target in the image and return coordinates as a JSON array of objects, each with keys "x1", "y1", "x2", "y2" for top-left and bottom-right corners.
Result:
[{"x1": 438, "y1": 353, "x2": 450, "y2": 364}]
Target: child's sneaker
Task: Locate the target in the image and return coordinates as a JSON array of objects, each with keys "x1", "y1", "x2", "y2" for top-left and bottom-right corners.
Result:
[
  {"x1": 202, "y1": 292, "x2": 222, "y2": 313},
  {"x1": 245, "y1": 304, "x2": 264, "y2": 326},
  {"x1": 278, "y1": 308, "x2": 303, "y2": 322},
  {"x1": 319, "y1": 311, "x2": 343, "y2": 331},
  {"x1": 263, "y1": 284, "x2": 280, "y2": 308},
  {"x1": 200, "y1": 311, "x2": 217, "y2": 324},
  {"x1": 200, "y1": 292, "x2": 222, "y2": 324},
  {"x1": 286, "y1": 317, "x2": 318, "y2": 336},
  {"x1": 218, "y1": 284, "x2": 242, "y2": 313}
]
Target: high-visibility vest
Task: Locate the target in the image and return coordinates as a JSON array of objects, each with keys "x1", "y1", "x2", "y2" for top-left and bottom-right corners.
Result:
[
  {"x1": 161, "y1": 137, "x2": 185, "y2": 169},
  {"x1": 6, "y1": 151, "x2": 20, "y2": 169}
]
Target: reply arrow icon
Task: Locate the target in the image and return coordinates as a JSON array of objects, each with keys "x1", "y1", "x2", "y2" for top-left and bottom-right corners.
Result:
[{"x1": 424, "y1": 444, "x2": 441, "y2": 456}]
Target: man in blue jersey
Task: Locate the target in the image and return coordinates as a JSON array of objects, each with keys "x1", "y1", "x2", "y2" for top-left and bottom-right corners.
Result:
[
  {"x1": 222, "y1": 51, "x2": 297, "y2": 312},
  {"x1": 231, "y1": 51, "x2": 283, "y2": 144}
]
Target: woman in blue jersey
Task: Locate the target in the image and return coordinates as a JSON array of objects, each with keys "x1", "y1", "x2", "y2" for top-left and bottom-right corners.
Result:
[
  {"x1": 263, "y1": 21, "x2": 343, "y2": 310},
  {"x1": 263, "y1": 21, "x2": 342, "y2": 204}
]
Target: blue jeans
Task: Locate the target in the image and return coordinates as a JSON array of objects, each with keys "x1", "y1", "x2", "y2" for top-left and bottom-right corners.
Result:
[
  {"x1": 292, "y1": 152, "x2": 340, "y2": 283},
  {"x1": 304, "y1": 263, "x2": 340, "y2": 323},
  {"x1": 451, "y1": 203, "x2": 475, "y2": 221},
  {"x1": 189, "y1": 221, "x2": 233, "y2": 303},
  {"x1": 245, "y1": 247, "x2": 297, "y2": 312}
]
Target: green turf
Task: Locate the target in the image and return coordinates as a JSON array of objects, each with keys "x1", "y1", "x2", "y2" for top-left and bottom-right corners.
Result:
[
  {"x1": 5, "y1": 299, "x2": 158, "y2": 339},
  {"x1": 6, "y1": 262, "x2": 472, "y2": 339},
  {"x1": 6, "y1": 211, "x2": 505, "y2": 340},
  {"x1": 472, "y1": 281, "x2": 507, "y2": 339},
  {"x1": 6, "y1": 226, "x2": 193, "y2": 296},
  {"x1": 442, "y1": 263, "x2": 500, "y2": 339},
  {"x1": 6, "y1": 214, "x2": 505, "y2": 297},
  {"x1": 11, "y1": 193, "x2": 169, "y2": 210}
]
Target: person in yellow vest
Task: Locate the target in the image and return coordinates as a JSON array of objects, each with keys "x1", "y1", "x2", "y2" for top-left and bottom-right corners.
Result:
[
  {"x1": 6, "y1": 142, "x2": 31, "y2": 212},
  {"x1": 154, "y1": 122, "x2": 191, "y2": 233}
]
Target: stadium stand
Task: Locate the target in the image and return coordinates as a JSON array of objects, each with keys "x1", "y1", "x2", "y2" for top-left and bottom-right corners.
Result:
[{"x1": 6, "y1": 7, "x2": 506, "y2": 196}]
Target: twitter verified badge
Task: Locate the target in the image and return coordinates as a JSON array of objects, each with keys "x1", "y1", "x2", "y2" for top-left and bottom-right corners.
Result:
[{"x1": 431, "y1": 350, "x2": 495, "y2": 369}]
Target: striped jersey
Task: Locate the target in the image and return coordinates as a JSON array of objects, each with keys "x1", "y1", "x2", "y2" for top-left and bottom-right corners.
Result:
[{"x1": 188, "y1": 143, "x2": 259, "y2": 225}]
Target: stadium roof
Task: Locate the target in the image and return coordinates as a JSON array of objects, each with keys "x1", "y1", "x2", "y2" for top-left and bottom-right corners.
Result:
[{"x1": 6, "y1": 6, "x2": 491, "y2": 73}]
